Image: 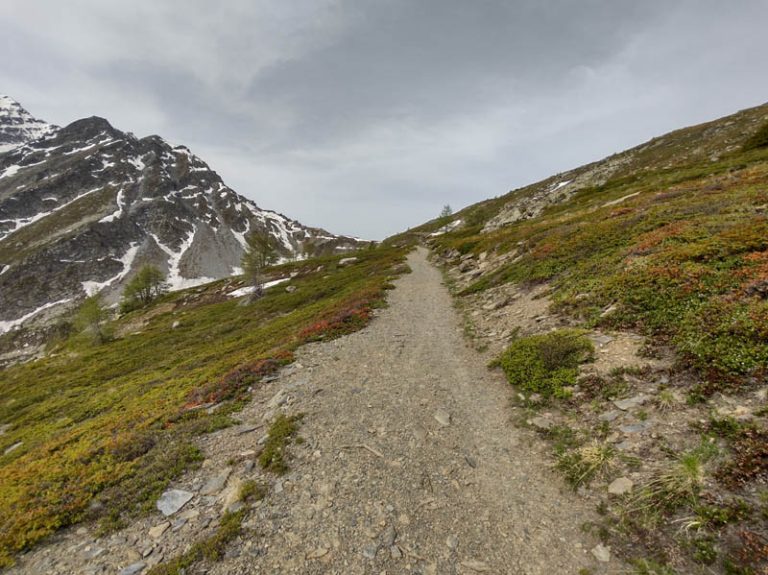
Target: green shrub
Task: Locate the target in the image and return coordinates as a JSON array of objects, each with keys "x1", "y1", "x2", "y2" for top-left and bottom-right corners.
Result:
[
  {"x1": 743, "y1": 120, "x2": 768, "y2": 151},
  {"x1": 498, "y1": 329, "x2": 594, "y2": 398}
]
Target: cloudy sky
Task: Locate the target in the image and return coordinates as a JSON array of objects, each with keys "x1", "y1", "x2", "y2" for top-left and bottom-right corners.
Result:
[{"x1": 2, "y1": 1, "x2": 767, "y2": 238}]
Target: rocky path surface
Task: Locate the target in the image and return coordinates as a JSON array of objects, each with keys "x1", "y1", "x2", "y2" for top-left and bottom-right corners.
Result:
[{"x1": 9, "y1": 248, "x2": 617, "y2": 575}]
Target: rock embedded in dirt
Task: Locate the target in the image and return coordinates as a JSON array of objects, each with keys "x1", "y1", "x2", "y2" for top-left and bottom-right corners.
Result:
[
  {"x1": 118, "y1": 562, "x2": 146, "y2": 575},
  {"x1": 266, "y1": 389, "x2": 288, "y2": 409},
  {"x1": 201, "y1": 469, "x2": 232, "y2": 495},
  {"x1": 460, "y1": 559, "x2": 491, "y2": 572},
  {"x1": 619, "y1": 422, "x2": 652, "y2": 434},
  {"x1": 598, "y1": 410, "x2": 622, "y2": 422},
  {"x1": 608, "y1": 477, "x2": 634, "y2": 495},
  {"x1": 156, "y1": 489, "x2": 194, "y2": 517},
  {"x1": 528, "y1": 416, "x2": 554, "y2": 431},
  {"x1": 362, "y1": 542, "x2": 379, "y2": 560},
  {"x1": 434, "y1": 409, "x2": 451, "y2": 426},
  {"x1": 148, "y1": 521, "x2": 170, "y2": 539},
  {"x1": 591, "y1": 543, "x2": 611, "y2": 562},
  {"x1": 305, "y1": 547, "x2": 329, "y2": 559},
  {"x1": 381, "y1": 525, "x2": 397, "y2": 547},
  {"x1": 613, "y1": 395, "x2": 648, "y2": 411},
  {"x1": 338, "y1": 257, "x2": 358, "y2": 266},
  {"x1": 446, "y1": 534, "x2": 459, "y2": 550}
]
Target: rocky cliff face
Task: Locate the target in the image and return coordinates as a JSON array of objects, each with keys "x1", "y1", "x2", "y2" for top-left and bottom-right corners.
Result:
[{"x1": 0, "y1": 96, "x2": 365, "y2": 332}]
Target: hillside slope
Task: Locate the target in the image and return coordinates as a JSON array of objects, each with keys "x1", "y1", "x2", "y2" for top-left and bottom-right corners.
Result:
[
  {"x1": 0, "y1": 96, "x2": 365, "y2": 334},
  {"x1": 416, "y1": 102, "x2": 768, "y2": 574},
  {"x1": 0, "y1": 245, "x2": 407, "y2": 567}
]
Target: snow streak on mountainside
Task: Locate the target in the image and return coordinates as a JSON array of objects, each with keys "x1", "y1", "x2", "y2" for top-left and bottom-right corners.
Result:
[
  {"x1": 0, "y1": 98, "x2": 365, "y2": 332},
  {"x1": 0, "y1": 95, "x2": 57, "y2": 154}
]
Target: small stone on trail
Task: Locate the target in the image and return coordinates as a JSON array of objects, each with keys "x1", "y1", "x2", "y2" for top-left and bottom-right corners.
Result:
[
  {"x1": 434, "y1": 410, "x2": 451, "y2": 426},
  {"x1": 528, "y1": 416, "x2": 553, "y2": 431},
  {"x1": 362, "y1": 543, "x2": 379, "y2": 560},
  {"x1": 381, "y1": 525, "x2": 397, "y2": 547},
  {"x1": 201, "y1": 469, "x2": 231, "y2": 495},
  {"x1": 464, "y1": 455, "x2": 478, "y2": 468},
  {"x1": 446, "y1": 534, "x2": 459, "y2": 550},
  {"x1": 460, "y1": 559, "x2": 491, "y2": 572},
  {"x1": 118, "y1": 562, "x2": 146, "y2": 575},
  {"x1": 148, "y1": 521, "x2": 170, "y2": 539},
  {"x1": 620, "y1": 421, "x2": 652, "y2": 434},
  {"x1": 306, "y1": 547, "x2": 329, "y2": 560},
  {"x1": 613, "y1": 395, "x2": 648, "y2": 411},
  {"x1": 591, "y1": 543, "x2": 611, "y2": 562},
  {"x1": 598, "y1": 410, "x2": 622, "y2": 422},
  {"x1": 156, "y1": 489, "x2": 194, "y2": 516},
  {"x1": 608, "y1": 477, "x2": 634, "y2": 495}
]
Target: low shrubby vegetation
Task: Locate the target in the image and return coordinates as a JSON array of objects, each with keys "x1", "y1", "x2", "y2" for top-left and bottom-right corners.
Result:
[
  {"x1": 426, "y1": 107, "x2": 768, "y2": 573},
  {"x1": 495, "y1": 329, "x2": 594, "y2": 399},
  {"x1": 0, "y1": 245, "x2": 407, "y2": 566}
]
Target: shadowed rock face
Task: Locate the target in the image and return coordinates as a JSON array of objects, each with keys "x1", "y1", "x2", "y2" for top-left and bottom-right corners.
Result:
[{"x1": 0, "y1": 97, "x2": 365, "y2": 328}]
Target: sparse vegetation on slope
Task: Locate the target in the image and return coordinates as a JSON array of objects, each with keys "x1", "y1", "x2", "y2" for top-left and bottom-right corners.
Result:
[
  {"x1": 0, "y1": 245, "x2": 408, "y2": 566},
  {"x1": 427, "y1": 102, "x2": 768, "y2": 574}
]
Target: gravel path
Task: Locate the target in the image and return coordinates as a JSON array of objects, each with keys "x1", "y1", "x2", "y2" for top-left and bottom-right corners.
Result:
[
  {"x1": 8, "y1": 248, "x2": 616, "y2": 575},
  {"x1": 211, "y1": 247, "x2": 612, "y2": 574}
]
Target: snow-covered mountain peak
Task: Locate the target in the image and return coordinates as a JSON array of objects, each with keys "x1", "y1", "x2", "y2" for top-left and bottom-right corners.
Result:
[
  {"x1": 0, "y1": 97, "x2": 368, "y2": 334},
  {"x1": 0, "y1": 95, "x2": 58, "y2": 154}
]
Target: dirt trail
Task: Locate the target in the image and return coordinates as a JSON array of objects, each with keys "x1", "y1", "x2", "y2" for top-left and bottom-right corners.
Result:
[
  {"x1": 210, "y1": 247, "x2": 612, "y2": 574},
  {"x1": 10, "y1": 248, "x2": 616, "y2": 575}
]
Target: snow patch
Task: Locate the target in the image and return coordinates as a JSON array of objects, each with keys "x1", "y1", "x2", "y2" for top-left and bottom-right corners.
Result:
[
  {"x1": 81, "y1": 243, "x2": 140, "y2": 296},
  {"x1": 0, "y1": 165, "x2": 20, "y2": 179},
  {"x1": 150, "y1": 226, "x2": 214, "y2": 291},
  {"x1": 99, "y1": 188, "x2": 125, "y2": 223},
  {"x1": 0, "y1": 186, "x2": 102, "y2": 240},
  {"x1": 228, "y1": 277, "x2": 289, "y2": 298},
  {"x1": 0, "y1": 298, "x2": 71, "y2": 334}
]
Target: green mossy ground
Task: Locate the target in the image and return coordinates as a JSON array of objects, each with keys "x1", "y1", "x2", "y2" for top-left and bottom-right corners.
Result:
[{"x1": 0, "y1": 245, "x2": 407, "y2": 566}]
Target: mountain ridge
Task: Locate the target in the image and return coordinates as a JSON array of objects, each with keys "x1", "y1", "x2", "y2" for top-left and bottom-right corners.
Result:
[{"x1": 0, "y1": 96, "x2": 366, "y2": 333}]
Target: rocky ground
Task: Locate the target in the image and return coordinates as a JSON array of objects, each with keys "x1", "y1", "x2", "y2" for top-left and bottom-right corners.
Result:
[
  {"x1": 437, "y1": 245, "x2": 768, "y2": 574},
  {"x1": 7, "y1": 248, "x2": 621, "y2": 575}
]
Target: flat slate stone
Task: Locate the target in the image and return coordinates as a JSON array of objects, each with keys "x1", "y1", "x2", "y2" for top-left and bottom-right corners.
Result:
[
  {"x1": 620, "y1": 421, "x2": 652, "y2": 434},
  {"x1": 118, "y1": 562, "x2": 146, "y2": 575},
  {"x1": 598, "y1": 410, "x2": 622, "y2": 422},
  {"x1": 156, "y1": 489, "x2": 194, "y2": 517},
  {"x1": 613, "y1": 395, "x2": 648, "y2": 411},
  {"x1": 434, "y1": 410, "x2": 451, "y2": 427},
  {"x1": 200, "y1": 469, "x2": 231, "y2": 495}
]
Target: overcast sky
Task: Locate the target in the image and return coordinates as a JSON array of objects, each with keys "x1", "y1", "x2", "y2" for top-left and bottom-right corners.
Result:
[{"x1": 2, "y1": 1, "x2": 767, "y2": 238}]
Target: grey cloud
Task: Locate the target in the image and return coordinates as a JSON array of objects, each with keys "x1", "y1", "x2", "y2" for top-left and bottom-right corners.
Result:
[{"x1": 2, "y1": 0, "x2": 768, "y2": 238}]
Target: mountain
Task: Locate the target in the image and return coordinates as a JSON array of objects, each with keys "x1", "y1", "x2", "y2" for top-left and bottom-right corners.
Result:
[
  {"x1": 0, "y1": 95, "x2": 57, "y2": 153},
  {"x1": 0, "y1": 96, "x2": 365, "y2": 333}
]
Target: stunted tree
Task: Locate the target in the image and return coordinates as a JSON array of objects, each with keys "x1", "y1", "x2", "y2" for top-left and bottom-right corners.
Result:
[
  {"x1": 241, "y1": 230, "x2": 279, "y2": 300},
  {"x1": 75, "y1": 294, "x2": 111, "y2": 344},
  {"x1": 121, "y1": 265, "x2": 167, "y2": 312},
  {"x1": 440, "y1": 204, "x2": 453, "y2": 219}
]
